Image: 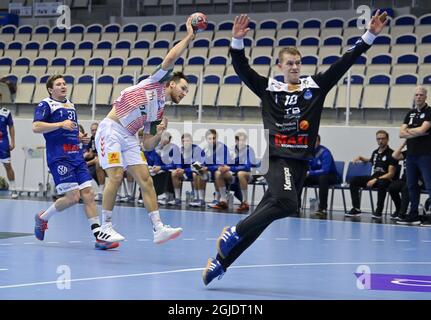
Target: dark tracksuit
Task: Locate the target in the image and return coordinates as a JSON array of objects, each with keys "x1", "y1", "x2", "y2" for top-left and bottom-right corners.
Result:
[
  {"x1": 217, "y1": 34, "x2": 375, "y2": 270},
  {"x1": 403, "y1": 104, "x2": 431, "y2": 217}
]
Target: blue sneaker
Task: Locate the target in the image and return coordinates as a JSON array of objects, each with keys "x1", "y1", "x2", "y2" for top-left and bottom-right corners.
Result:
[
  {"x1": 95, "y1": 239, "x2": 120, "y2": 250},
  {"x1": 34, "y1": 212, "x2": 48, "y2": 241},
  {"x1": 202, "y1": 258, "x2": 225, "y2": 286},
  {"x1": 216, "y1": 226, "x2": 240, "y2": 259}
]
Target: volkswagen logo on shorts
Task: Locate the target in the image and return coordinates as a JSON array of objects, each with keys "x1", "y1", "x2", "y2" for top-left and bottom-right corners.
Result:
[{"x1": 57, "y1": 165, "x2": 68, "y2": 176}]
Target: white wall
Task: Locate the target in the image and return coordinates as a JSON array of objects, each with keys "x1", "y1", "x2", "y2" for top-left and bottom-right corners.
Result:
[{"x1": 5, "y1": 117, "x2": 416, "y2": 211}]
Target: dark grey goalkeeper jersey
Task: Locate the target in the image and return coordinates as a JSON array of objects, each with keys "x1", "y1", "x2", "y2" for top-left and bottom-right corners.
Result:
[{"x1": 231, "y1": 32, "x2": 375, "y2": 161}]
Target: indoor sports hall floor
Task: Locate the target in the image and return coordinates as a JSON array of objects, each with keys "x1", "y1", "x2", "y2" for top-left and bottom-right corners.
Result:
[{"x1": 1, "y1": 197, "x2": 431, "y2": 300}]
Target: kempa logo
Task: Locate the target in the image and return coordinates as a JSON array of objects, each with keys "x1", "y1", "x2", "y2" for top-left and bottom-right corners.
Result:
[
  {"x1": 283, "y1": 167, "x2": 292, "y2": 191},
  {"x1": 56, "y1": 5, "x2": 71, "y2": 30}
]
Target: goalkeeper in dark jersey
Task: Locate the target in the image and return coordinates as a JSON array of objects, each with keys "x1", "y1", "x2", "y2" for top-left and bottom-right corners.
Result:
[{"x1": 202, "y1": 11, "x2": 388, "y2": 286}]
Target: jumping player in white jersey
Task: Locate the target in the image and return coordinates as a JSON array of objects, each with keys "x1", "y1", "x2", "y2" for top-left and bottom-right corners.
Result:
[
  {"x1": 33, "y1": 75, "x2": 120, "y2": 250},
  {"x1": 95, "y1": 17, "x2": 195, "y2": 244}
]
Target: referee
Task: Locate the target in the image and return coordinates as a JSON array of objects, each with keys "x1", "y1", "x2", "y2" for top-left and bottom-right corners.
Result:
[{"x1": 202, "y1": 11, "x2": 389, "y2": 285}]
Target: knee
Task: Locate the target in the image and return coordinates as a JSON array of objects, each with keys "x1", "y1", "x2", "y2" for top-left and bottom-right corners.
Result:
[
  {"x1": 275, "y1": 195, "x2": 298, "y2": 217},
  {"x1": 65, "y1": 190, "x2": 81, "y2": 205},
  {"x1": 108, "y1": 172, "x2": 124, "y2": 186},
  {"x1": 81, "y1": 188, "x2": 95, "y2": 203}
]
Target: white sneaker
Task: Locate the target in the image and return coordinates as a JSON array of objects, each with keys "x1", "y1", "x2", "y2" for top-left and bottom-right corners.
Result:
[
  {"x1": 153, "y1": 225, "x2": 183, "y2": 244},
  {"x1": 98, "y1": 223, "x2": 125, "y2": 242},
  {"x1": 137, "y1": 199, "x2": 144, "y2": 205},
  {"x1": 10, "y1": 191, "x2": 18, "y2": 199}
]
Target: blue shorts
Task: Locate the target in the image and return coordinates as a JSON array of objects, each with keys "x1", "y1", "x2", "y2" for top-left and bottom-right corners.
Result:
[
  {"x1": 49, "y1": 159, "x2": 92, "y2": 194},
  {"x1": 0, "y1": 147, "x2": 10, "y2": 163}
]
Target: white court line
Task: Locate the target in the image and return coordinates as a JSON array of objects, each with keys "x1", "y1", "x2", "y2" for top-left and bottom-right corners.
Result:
[
  {"x1": 68, "y1": 241, "x2": 82, "y2": 244},
  {"x1": 23, "y1": 242, "x2": 35, "y2": 245},
  {"x1": 182, "y1": 238, "x2": 196, "y2": 241},
  {"x1": 275, "y1": 238, "x2": 289, "y2": 240},
  {"x1": 323, "y1": 238, "x2": 336, "y2": 241},
  {"x1": 372, "y1": 239, "x2": 385, "y2": 242},
  {"x1": 0, "y1": 243, "x2": 12, "y2": 246},
  {"x1": 348, "y1": 239, "x2": 361, "y2": 241},
  {"x1": 299, "y1": 238, "x2": 313, "y2": 241},
  {"x1": 137, "y1": 239, "x2": 150, "y2": 242},
  {"x1": 422, "y1": 240, "x2": 431, "y2": 243},
  {"x1": 46, "y1": 242, "x2": 60, "y2": 244},
  {"x1": 2, "y1": 261, "x2": 431, "y2": 290},
  {"x1": 0, "y1": 269, "x2": 8, "y2": 271},
  {"x1": 205, "y1": 238, "x2": 217, "y2": 241},
  {"x1": 396, "y1": 240, "x2": 411, "y2": 242}
]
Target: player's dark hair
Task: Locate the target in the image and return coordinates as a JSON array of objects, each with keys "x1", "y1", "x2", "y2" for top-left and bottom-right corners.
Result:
[
  {"x1": 166, "y1": 72, "x2": 189, "y2": 86},
  {"x1": 205, "y1": 129, "x2": 217, "y2": 138},
  {"x1": 376, "y1": 130, "x2": 389, "y2": 139},
  {"x1": 46, "y1": 74, "x2": 64, "y2": 94}
]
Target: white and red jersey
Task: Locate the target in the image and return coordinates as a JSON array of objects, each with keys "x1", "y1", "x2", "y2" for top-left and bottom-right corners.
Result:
[{"x1": 113, "y1": 65, "x2": 172, "y2": 135}]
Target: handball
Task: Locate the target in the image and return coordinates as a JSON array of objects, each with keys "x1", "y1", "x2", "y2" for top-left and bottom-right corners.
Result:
[{"x1": 190, "y1": 12, "x2": 208, "y2": 32}]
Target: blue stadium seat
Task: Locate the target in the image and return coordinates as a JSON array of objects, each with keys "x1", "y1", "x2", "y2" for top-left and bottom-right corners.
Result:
[
  {"x1": 342, "y1": 75, "x2": 364, "y2": 84},
  {"x1": 70, "y1": 58, "x2": 85, "y2": 66},
  {"x1": 25, "y1": 41, "x2": 40, "y2": 50},
  {"x1": 78, "y1": 75, "x2": 93, "y2": 83},
  {"x1": 98, "y1": 75, "x2": 114, "y2": 83},
  {"x1": 160, "y1": 22, "x2": 176, "y2": 32},
  {"x1": 61, "y1": 41, "x2": 75, "y2": 50},
  {"x1": 88, "y1": 57, "x2": 104, "y2": 66},
  {"x1": 204, "y1": 75, "x2": 220, "y2": 84},
  {"x1": 141, "y1": 23, "x2": 157, "y2": 32},
  {"x1": 280, "y1": 19, "x2": 299, "y2": 29},
  {"x1": 373, "y1": 35, "x2": 391, "y2": 45},
  {"x1": 256, "y1": 37, "x2": 274, "y2": 46},
  {"x1": 302, "y1": 55, "x2": 318, "y2": 65},
  {"x1": 253, "y1": 56, "x2": 271, "y2": 65},
  {"x1": 193, "y1": 39, "x2": 210, "y2": 47},
  {"x1": 300, "y1": 37, "x2": 319, "y2": 46},
  {"x1": 260, "y1": 19, "x2": 278, "y2": 29},
  {"x1": 394, "y1": 15, "x2": 416, "y2": 25},
  {"x1": 324, "y1": 18, "x2": 344, "y2": 28},
  {"x1": 15, "y1": 57, "x2": 30, "y2": 66},
  {"x1": 218, "y1": 21, "x2": 233, "y2": 30},
  {"x1": 186, "y1": 74, "x2": 198, "y2": 84},
  {"x1": 127, "y1": 57, "x2": 143, "y2": 65},
  {"x1": 147, "y1": 57, "x2": 162, "y2": 65},
  {"x1": 122, "y1": 23, "x2": 138, "y2": 33},
  {"x1": 118, "y1": 75, "x2": 134, "y2": 84},
  {"x1": 105, "y1": 24, "x2": 120, "y2": 33},
  {"x1": 278, "y1": 37, "x2": 296, "y2": 46},
  {"x1": 78, "y1": 41, "x2": 93, "y2": 49},
  {"x1": 224, "y1": 75, "x2": 241, "y2": 84},
  {"x1": 323, "y1": 36, "x2": 342, "y2": 46},
  {"x1": 153, "y1": 40, "x2": 169, "y2": 48},
  {"x1": 212, "y1": 38, "x2": 230, "y2": 47},
  {"x1": 303, "y1": 18, "x2": 321, "y2": 28},
  {"x1": 97, "y1": 41, "x2": 112, "y2": 49},
  {"x1": 369, "y1": 74, "x2": 390, "y2": 84},
  {"x1": 134, "y1": 40, "x2": 150, "y2": 48},
  {"x1": 371, "y1": 54, "x2": 392, "y2": 64},
  {"x1": 115, "y1": 40, "x2": 131, "y2": 49},
  {"x1": 395, "y1": 35, "x2": 417, "y2": 44},
  {"x1": 209, "y1": 56, "x2": 227, "y2": 65},
  {"x1": 108, "y1": 57, "x2": 124, "y2": 66},
  {"x1": 8, "y1": 41, "x2": 22, "y2": 50},
  {"x1": 22, "y1": 75, "x2": 37, "y2": 83},
  {"x1": 34, "y1": 58, "x2": 48, "y2": 66},
  {"x1": 52, "y1": 58, "x2": 67, "y2": 66},
  {"x1": 395, "y1": 74, "x2": 417, "y2": 84},
  {"x1": 397, "y1": 54, "x2": 419, "y2": 64},
  {"x1": 322, "y1": 55, "x2": 339, "y2": 64}
]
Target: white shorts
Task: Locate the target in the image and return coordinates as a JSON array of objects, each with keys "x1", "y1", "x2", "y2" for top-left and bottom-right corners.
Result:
[{"x1": 95, "y1": 118, "x2": 147, "y2": 170}]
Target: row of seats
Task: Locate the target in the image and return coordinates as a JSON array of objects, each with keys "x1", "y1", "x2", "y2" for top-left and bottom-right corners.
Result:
[
  {"x1": 1, "y1": 53, "x2": 429, "y2": 81},
  {"x1": 7, "y1": 72, "x2": 429, "y2": 109},
  {"x1": 2, "y1": 20, "x2": 431, "y2": 46},
  {"x1": 0, "y1": 0, "x2": 87, "y2": 10},
  {"x1": 1, "y1": 34, "x2": 431, "y2": 58}
]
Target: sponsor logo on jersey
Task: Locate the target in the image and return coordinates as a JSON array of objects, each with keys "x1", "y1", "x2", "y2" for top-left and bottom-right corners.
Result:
[
  {"x1": 57, "y1": 165, "x2": 68, "y2": 176},
  {"x1": 283, "y1": 167, "x2": 292, "y2": 190},
  {"x1": 108, "y1": 152, "x2": 121, "y2": 164},
  {"x1": 63, "y1": 144, "x2": 80, "y2": 153},
  {"x1": 274, "y1": 134, "x2": 309, "y2": 149}
]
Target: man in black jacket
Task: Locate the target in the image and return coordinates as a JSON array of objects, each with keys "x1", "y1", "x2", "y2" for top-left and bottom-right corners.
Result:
[{"x1": 202, "y1": 11, "x2": 388, "y2": 286}]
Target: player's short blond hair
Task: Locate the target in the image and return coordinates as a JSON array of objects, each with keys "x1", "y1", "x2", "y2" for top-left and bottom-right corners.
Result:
[{"x1": 278, "y1": 47, "x2": 302, "y2": 64}]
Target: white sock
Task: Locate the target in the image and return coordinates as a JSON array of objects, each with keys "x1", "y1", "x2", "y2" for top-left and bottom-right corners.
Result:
[
  {"x1": 198, "y1": 189, "x2": 205, "y2": 201},
  {"x1": 148, "y1": 210, "x2": 163, "y2": 231},
  {"x1": 231, "y1": 225, "x2": 236, "y2": 233},
  {"x1": 8, "y1": 180, "x2": 16, "y2": 191},
  {"x1": 174, "y1": 188, "x2": 181, "y2": 199},
  {"x1": 102, "y1": 209, "x2": 112, "y2": 223},
  {"x1": 40, "y1": 203, "x2": 60, "y2": 221},
  {"x1": 219, "y1": 187, "x2": 227, "y2": 202},
  {"x1": 241, "y1": 189, "x2": 248, "y2": 203},
  {"x1": 98, "y1": 184, "x2": 104, "y2": 194}
]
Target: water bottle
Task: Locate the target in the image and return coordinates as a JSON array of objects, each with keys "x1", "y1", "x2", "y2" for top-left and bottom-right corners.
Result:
[
  {"x1": 309, "y1": 198, "x2": 318, "y2": 212},
  {"x1": 38, "y1": 182, "x2": 44, "y2": 197},
  {"x1": 228, "y1": 192, "x2": 234, "y2": 210},
  {"x1": 185, "y1": 191, "x2": 191, "y2": 206}
]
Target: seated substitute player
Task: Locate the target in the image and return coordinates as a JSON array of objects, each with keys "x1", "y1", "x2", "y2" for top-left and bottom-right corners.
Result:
[
  {"x1": 202, "y1": 11, "x2": 389, "y2": 286},
  {"x1": 172, "y1": 133, "x2": 206, "y2": 206},
  {"x1": 33, "y1": 74, "x2": 120, "y2": 250},
  {"x1": 346, "y1": 130, "x2": 397, "y2": 219},
  {"x1": 199, "y1": 129, "x2": 232, "y2": 210},
  {"x1": 229, "y1": 131, "x2": 256, "y2": 213},
  {"x1": 95, "y1": 17, "x2": 196, "y2": 244},
  {"x1": 0, "y1": 106, "x2": 18, "y2": 199},
  {"x1": 303, "y1": 134, "x2": 339, "y2": 217}
]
